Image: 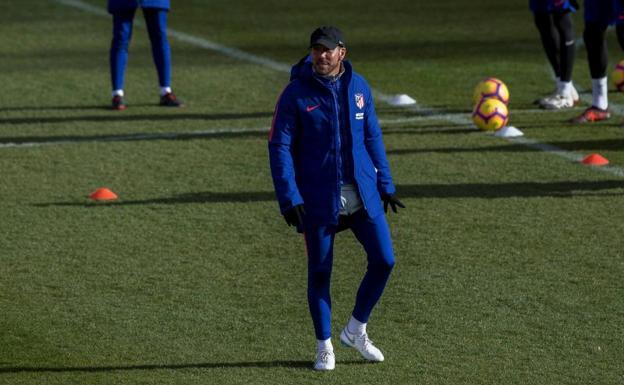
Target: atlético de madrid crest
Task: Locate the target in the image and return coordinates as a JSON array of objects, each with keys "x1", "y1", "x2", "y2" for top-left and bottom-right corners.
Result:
[{"x1": 355, "y1": 93, "x2": 365, "y2": 109}]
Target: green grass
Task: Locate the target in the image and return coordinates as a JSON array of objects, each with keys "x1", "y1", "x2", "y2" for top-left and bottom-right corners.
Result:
[{"x1": 1, "y1": 0, "x2": 623, "y2": 384}]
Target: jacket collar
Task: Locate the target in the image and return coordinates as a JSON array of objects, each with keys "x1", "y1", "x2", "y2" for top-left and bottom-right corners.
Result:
[{"x1": 292, "y1": 58, "x2": 353, "y2": 86}]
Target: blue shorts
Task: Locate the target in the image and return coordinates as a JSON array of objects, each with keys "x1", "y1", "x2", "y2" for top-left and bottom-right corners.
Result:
[
  {"x1": 584, "y1": 0, "x2": 624, "y2": 25},
  {"x1": 530, "y1": 0, "x2": 577, "y2": 13}
]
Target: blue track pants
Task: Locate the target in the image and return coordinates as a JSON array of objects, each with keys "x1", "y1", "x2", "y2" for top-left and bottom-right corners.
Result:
[
  {"x1": 304, "y1": 210, "x2": 395, "y2": 340},
  {"x1": 110, "y1": 8, "x2": 171, "y2": 91}
]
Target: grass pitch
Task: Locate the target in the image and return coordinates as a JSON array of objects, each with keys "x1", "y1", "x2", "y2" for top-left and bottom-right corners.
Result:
[{"x1": 1, "y1": 1, "x2": 623, "y2": 384}]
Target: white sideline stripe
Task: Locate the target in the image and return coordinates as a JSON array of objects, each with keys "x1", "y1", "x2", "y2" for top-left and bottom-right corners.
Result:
[
  {"x1": 380, "y1": 116, "x2": 473, "y2": 127},
  {"x1": 380, "y1": 114, "x2": 471, "y2": 126},
  {"x1": 379, "y1": 108, "x2": 563, "y2": 126},
  {"x1": 373, "y1": 92, "x2": 470, "y2": 126},
  {"x1": 54, "y1": 0, "x2": 108, "y2": 16},
  {"x1": 44, "y1": 0, "x2": 624, "y2": 178},
  {"x1": 55, "y1": 0, "x2": 292, "y2": 72},
  {"x1": 167, "y1": 30, "x2": 291, "y2": 73},
  {"x1": 0, "y1": 127, "x2": 269, "y2": 149},
  {"x1": 511, "y1": 137, "x2": 624, "y2": 177}
]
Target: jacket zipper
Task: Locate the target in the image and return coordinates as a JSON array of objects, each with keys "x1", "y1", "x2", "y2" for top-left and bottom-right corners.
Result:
[
  {"x1": 347, "y1": 85, "x2": 367, "y2": 211},
  {"x1": 331, "y1": 83, "x2": 342, "y2": 217}
]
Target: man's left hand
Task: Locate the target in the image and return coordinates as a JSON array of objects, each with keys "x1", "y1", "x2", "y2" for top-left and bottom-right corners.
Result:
[{"x1": 381, "y1": 193, "x2": 405, "y2": 213}]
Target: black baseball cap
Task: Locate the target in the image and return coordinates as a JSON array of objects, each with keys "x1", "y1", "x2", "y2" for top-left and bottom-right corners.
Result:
[{"x1": 309, "y1": 26, "x2": 345, "y2": 49}]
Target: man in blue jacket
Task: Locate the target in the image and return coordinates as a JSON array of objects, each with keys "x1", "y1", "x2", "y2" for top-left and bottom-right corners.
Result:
[
  {"x1": 268, "y1": 26, "x2": 405, "y2": 371},
  {"x1": 108, "y1": 0, "x2": 183, "y2": 110}
]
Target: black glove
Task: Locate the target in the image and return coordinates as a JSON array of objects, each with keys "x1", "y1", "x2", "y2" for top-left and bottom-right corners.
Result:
[
  {"x1": 381, "y1": 193, "x2": 405, "y2": 213},
  {"x1": 283, "y1": 204, "x2": 305, "y2": 227}
]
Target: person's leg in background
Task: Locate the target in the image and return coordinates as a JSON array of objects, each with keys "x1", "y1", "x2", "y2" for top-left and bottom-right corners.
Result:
[
  {"x1": 110, "y1": 8, "x2": 136, "y2": 110},
  {"x1": 571, "y1": 0, "x2": 613, "y2": 123},
  {"x1": 143, "y1": 7, "x2": 183, "y2": 106}
]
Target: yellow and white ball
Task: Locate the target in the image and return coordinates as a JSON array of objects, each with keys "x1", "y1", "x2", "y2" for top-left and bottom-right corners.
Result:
[
  {"x1": 472, "y1": 98, "x2": 509, "y2": 131},
  {"x1": 612, "y1": 60, "x2": 624, "y2": 91},
  {"x1": 472, "y1": 77, "x2": 510, "y2": 106}
]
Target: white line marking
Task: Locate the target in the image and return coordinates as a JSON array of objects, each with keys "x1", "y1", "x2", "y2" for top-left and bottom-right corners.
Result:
[
  {"x1": 511, "y1": 137, "x2": 624, "y2": 177},
  {"x1": 380, "y1": 114, "x2": 469, "y2": 126},
  {"x1": 167, "y1": 30, "x2": 291, "y2": 73},
  {"x1": 28, "y1": 0, "x2": 624, "y2": 178},
  {"x1": 0, "y1": 127, "x2": 268, "y2": 149},
  {"x1": 55, "y1": 0, "x2": 292, "y2": 72},
  {"x1": 378, "y1": 108, "x2": 563, "y2": 126},
  {"x1": 54, "y1": 0, "x2": 108, "y2": 16}
]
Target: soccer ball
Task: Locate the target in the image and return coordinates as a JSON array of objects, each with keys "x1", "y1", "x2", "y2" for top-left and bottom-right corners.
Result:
[
  {"x1": 612, "y1": 60, "x2": 624, "y2": 91},
  {"x1": 472, "y1": 77, "x2": 510, "y2": 106},
  {"x1": 472, "y1": 98, "x2": 509, "y2": 131}
]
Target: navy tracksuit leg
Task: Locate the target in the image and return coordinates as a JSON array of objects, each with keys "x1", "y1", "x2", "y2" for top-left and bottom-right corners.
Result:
[
  {"x1": 110, "y1": 8, "x2": 171, "y2": 91},
  {"x1": 304, "y1": 211, "x2": 395, "y2": 340},
  {"x1": 304, "y1": 226, "x2": 336, "y2": 340},
  {"x1": 110, "y1": 9, "x2": 136, "y2": 91},
  {"x1": 143, "y1": 8, "x2": 171, "y2": 88},
  {"x1": 349, "y1": 212, "x2": 396, "y2": 323}
]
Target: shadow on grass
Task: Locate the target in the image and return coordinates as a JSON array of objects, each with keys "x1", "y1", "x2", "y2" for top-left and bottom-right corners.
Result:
[
  {"x1": 33, "y1": 180, "x2": 624, "y2": 208},
  {"x1": 397, "y1": 180, "x2": 624, "y2": 198},
  {"x1": 0, "y1": 359, "x2": 368, "y2": 373},
  {"x1": 34, "y1": 191, "x2": 276, "y2": 207},
  {"x1": 0, "y1": 105, "x2": 112, "y2": 112},
  {"x1": 0, "y1": 111, "x2": 273, "y2": 125},
  {"x1": 114, "y1": 191, "x2": 276, "y2": 204}
]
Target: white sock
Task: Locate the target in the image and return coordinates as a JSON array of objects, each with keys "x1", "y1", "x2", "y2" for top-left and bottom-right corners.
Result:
[
  {"x1": 559, "y1": 81, "x2": 574, "y2": 98},
  {"x1": 556, "y1": 78, "x2": 564, "y2": 93},
  {"x1": 591, "y1": 77, "x2": 608, "y2": 110},
  {"x1": 160, "y1": 86, "x2": 172, "y2": 96},
  {"x1": 112, "y1": 89, "x2": 124, "y2": 97},
  {"x1": 347, "y1": 316, "x2": 366, "y2": 336},
  {"x1": 317, "y1": 338, "x2": 333, "y2": 352}
]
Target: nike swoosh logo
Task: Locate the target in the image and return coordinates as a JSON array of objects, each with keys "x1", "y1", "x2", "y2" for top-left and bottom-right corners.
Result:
[
  {"x1": 342, "y1": 329, "x2": 355, "y2": 345},
  {"x1": 306, "y1": 104, "x2": 320, "y2": 112}
]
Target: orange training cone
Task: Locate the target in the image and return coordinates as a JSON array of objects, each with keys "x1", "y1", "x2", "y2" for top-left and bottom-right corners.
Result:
[
  {"x1": 89, "y1": 187, "x2": 118, "y2": 201},
  {"x1": 581, "y1": 153, "x2": 609, "y2": 166}
]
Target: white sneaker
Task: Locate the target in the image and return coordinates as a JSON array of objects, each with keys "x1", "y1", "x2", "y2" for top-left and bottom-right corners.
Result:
[
  {"x1": 340, "y1": 328, "x2": 384, "y2": 362},
  {"x1": 539, "y1": 94, "x2": 575, "y2": 110},
  {"x1": 570, "y1": 86, "x2": 580, "y2": 104},
  {"x1": 535, "y1": 86, "x2": 580, "y2": 107},
  {"x1": 313, "y1": 350, "x2": 335, "y2": 371},
  {"x1": 534, "y1": 87, "x2": 556, "y2": 105}
]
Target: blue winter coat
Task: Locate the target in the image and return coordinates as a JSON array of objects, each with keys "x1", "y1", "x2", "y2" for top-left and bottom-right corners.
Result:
[
  {"x1": 268, "y1": 60, "x2": 396, "y2": 226},
  {"x1": 108, "y1": 0, "x2": 170, "y2": 13}
]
